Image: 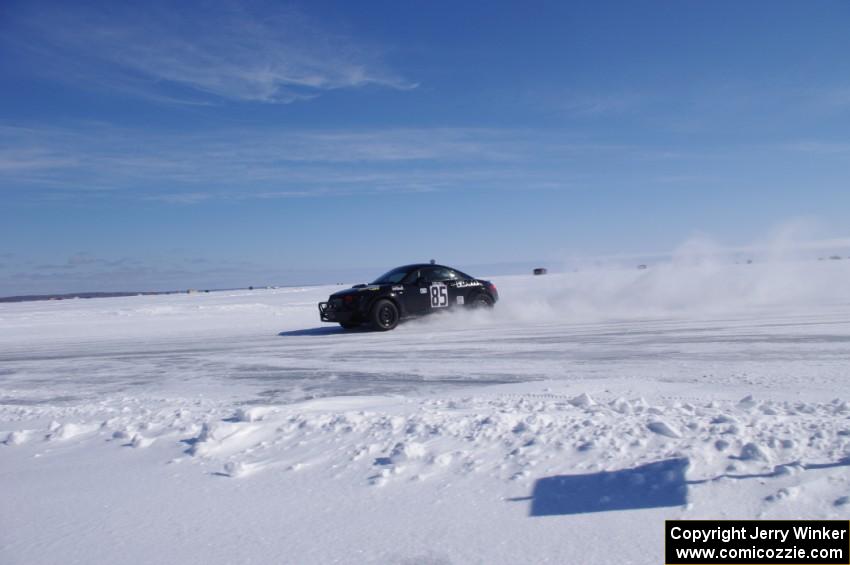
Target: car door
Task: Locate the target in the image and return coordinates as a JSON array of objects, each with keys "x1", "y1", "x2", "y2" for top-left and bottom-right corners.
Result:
[
  {"x1": 399, "y1": 268, "x2": 430, "y2": 315},
  {"x1": 419, "y1": 267, "x2": 454, "y2": 311},
  {"x1": 442, "y1": 268, "x2": 479, "y2": 307}
]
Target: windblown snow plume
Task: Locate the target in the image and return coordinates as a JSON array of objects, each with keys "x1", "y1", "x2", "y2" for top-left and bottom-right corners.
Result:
[{"x1": 480, "y1": 233, "x2": 850, "y2": 325}]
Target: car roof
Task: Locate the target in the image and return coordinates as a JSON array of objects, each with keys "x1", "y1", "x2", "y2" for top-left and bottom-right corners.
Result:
[
  {"x1": 395, "y1": 263, "x2": 455, "y2": 271},
  {"x1": 392, "y1": 263, "x2": 476, "y2": 278}
]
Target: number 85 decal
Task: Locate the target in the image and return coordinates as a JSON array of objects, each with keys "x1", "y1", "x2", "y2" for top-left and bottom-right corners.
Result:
[{"x1": 429, "y1": 282, "x2": 448, "y2": 308}]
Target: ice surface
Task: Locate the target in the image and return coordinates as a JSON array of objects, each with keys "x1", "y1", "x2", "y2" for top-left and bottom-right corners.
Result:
[{"x1": 2, "y1": 261, "x2": 850, "y2": 564}]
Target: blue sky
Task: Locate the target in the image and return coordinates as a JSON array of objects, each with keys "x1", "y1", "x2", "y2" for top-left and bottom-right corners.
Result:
[{"x1": 2, "y1": 0, "x2": 850, "y2": 294}]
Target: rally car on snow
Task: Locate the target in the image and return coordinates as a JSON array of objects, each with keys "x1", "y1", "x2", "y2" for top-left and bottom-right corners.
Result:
[{"x1": 318, "y1": 263, "x2": 498, "y2": 331}]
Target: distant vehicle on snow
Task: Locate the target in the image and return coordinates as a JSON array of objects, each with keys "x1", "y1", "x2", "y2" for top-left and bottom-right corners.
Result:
[
  {"x1": 318, "y1": 263, "x2": 498, "y2": 331},
  {"x1": 533, "y1": 267, "x2": 548, "y2": 275}
]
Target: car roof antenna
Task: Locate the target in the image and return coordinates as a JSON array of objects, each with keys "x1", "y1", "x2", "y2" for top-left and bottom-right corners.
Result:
[{"x1": 429, "y1": 259, "x2": 435, "y2": 264}]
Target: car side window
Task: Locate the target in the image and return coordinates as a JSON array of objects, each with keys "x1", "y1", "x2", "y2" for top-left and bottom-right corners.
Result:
[
  {"x1": 401, "y1": 269, "x2": 420, "y2": 284},
  {"x1": 421, "y1": 267, "x2": 453, "y2": 282}
]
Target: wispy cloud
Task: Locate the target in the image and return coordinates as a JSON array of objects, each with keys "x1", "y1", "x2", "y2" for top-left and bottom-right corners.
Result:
[
  {"x1": 32, "y1": 253, "x2": 140, "y2": 271},
  {"x1": 145, "y1": 192, "x2": 215, "y2": 205},
  {"x1": 782, "y1": 141, "x2": 850, "y2": 155},
  {"x1": 1, "y1": 253, "x2": 275, "y2": 295},
  {"x1": 0, "y1": 124, "x2": 626, "y2": 201},
  {"x1": 4, "y1": 1, "x2": 414, "y2": 104},
  {"x1": 6, "y1": 121, "x2": 829, "y2": 204},
  {"x1": 799, "y1": 85, "x2": 850, "y2": 112},
  {"x1": 558, "y1": 91, "x2": 648, "y2": 117}
]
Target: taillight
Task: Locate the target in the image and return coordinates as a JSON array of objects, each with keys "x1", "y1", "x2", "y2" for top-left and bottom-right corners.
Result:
[{"x1": 343, "y1": 295, "x2": 355, "y2": 304}]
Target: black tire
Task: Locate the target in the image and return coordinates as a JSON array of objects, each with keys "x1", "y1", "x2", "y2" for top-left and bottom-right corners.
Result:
[
  {"x1": 469, "y1": 293, "x2": 494, "y2": 309},
  {"x1": 339, "y1": 322, "x2": 359, "y2": 330},
  {"x1": 369, "y1": 299, "x2": 399, "y2": 331}
]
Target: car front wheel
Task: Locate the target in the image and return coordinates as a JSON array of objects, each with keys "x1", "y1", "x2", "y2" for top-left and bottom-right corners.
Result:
[{"x1": 370, "y1": 299, "x2": 399, "y2": 331}]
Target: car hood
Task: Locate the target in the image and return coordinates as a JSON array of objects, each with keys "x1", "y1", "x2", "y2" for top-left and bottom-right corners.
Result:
[{"x1": 329, "y1": 285, "x2": 384, "y2": 298}]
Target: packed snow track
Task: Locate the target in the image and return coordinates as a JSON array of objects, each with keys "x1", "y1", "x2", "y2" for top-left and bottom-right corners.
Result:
[{"x1": 2, "y1": 263, "x2": 850, "y2": 564}]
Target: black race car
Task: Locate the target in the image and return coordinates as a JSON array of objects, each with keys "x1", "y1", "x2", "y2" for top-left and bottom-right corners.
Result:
[{"x1": 318, "y1": 263, "x2": 498, "y2": 331}]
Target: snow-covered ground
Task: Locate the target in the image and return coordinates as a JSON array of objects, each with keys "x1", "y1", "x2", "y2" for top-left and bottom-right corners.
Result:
[{"x1": 3, "y1": 261, "x2": 850, "y2": 564}]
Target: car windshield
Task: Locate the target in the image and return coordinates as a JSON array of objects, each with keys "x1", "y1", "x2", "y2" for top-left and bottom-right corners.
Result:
[{"x1": 371, "y1": 266, "x2": 413, "y2": 284}]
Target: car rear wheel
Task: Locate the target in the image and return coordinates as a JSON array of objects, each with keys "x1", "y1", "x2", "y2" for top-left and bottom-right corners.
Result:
[
  {"x1": 470, "y1": 293, "x2": 494, "y2": 308},
  {"x1": 370, "y1": 299, "x2": 399, "y2": 331}
]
